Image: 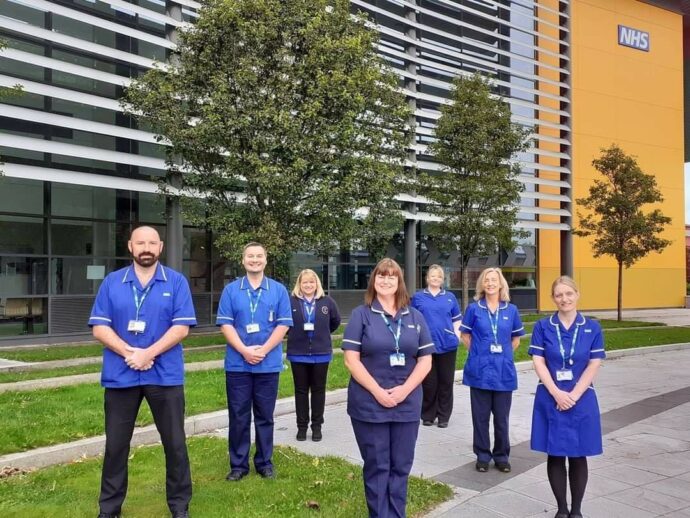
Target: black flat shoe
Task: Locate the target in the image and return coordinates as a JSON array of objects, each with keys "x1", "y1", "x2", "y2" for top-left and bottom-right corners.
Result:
[
  {"x1": 554, "y1": 513, "x2": 568, "y2": 518},
  {"x1": 422, "y1": 420, "x2": 434, "y2": 426},
  {"x1": 225, "y1": 470, "x2": 247, "y2": 482},
  {"x1": 475, "y1": 461, "x2": 489, "y2": 472},
  {"x1": 437, "y1": 421, "x2": 448, "y2": 428},
  {"x1": 311, "y1": 427, "x2": 322, "y2": 442},
  {"x1": 569, "y1": 513, "x2": 583, "y2": 518},
  {"x1": 296, "y1": 428, "x2": 307, "y2": 441},
  {"x1": 495, "y1": 462, "x2": 511, "y2": 473},
  {"x1": 258, "y1": 466, "x2": 275, "y2": 479}
]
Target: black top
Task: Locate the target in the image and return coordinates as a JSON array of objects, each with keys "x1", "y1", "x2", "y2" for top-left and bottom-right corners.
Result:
[{"x1": 286, "y1": 295, "x2": 341, "y2": 355}]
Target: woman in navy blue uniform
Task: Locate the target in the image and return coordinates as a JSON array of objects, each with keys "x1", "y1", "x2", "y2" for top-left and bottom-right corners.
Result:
[
  {"x1": 529, "y1": 276, "x2": 605, "y2": 518},
  {"x1": 343, "y1": 258, "x2": 434, "y2": 518},
  {"x1": 411, "y1": 265, "x2": 461, "y2": 428},
  {"x1": 286, "y1": 269, "x2": 341, "y2": 442},
  {"x1": 460, "y1": 267, "x2": 525, "y2": 473}
]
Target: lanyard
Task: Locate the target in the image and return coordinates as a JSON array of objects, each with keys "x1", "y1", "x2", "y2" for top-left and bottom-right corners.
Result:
[
  {"x1": 247, "y1": 288, "x2": 262, "y2": 323},
  {"x1": 132, "y1": 284, "x2": 152, "y2": 320},
  {"x1": 380, "y1": 313, "x2": 402, "y2": 354},
  {"x1": 302, "y1": 298, "x2": 315, "y2": 323},
  {"x1": 555, "y1": 323, "x2": 579, "y2": 369},
  {"x1": 487, "y1": 305, "x2": 500, "y2": 345}
]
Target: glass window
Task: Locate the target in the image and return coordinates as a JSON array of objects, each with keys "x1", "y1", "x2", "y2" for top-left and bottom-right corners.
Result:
[
  {"x1": 52, "y1": 184, "x2": 116, "y2": 220},
  {"x1": 183, "y1": 260, "x2": 210, "y2": 293},
  {"x1": 51, "y1": 257, "x2": 112, "y2": 294},
  {"x1": 0, "y1": 0, "x2": 46, "y2": 26},
  {"x1": 138, "y1": 192, "x2": 165, "y2": 223},
  {"x1": 0, "y1": 215, "x2": 45, "y2": 254},
  {"x1": 51, "y1": 219, "x2": 117, "y2": 256},
  {"x1": 0, "y1": 177, "x2": 44, "y2": 215},
  {"x1": 183, "y1": 228, "x2": 209, "y2": 261},
  {"x1": 0, "y1": 257, "x2": 48, "y2": 296},
  {"x1": 0, "y1": 297, "x2": 47, "y2": 337}
]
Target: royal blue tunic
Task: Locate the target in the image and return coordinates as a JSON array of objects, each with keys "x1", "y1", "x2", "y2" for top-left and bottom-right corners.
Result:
[
  {"x1": 528, "y1": 313, "x2": 606, "y2": 457},
  {"x1": 410, "y1": 289, "x2": 461, "y2": 354}
]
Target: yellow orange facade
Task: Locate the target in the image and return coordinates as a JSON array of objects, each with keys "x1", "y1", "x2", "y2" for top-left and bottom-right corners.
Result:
[{"x1": 538, "y1": 0, "x2": 686, "y2": 311}]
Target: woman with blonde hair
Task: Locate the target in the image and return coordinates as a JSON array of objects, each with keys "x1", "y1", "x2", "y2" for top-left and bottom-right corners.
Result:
[
  {"x1": 411, "y1": 265, "x2": 462, "y2": 428},
  {"x1": 460, "y1": 267, "x2": 525, "y2": 473},
  {"x1": 528, "y1": 276, "x2": 605, "y2": 518},
  {"x1": 286, "y1": 269, "x2": 341, "y2": 441},
  {"x1": 343, "y1": 258, "x2": 434, "y2": 517}
]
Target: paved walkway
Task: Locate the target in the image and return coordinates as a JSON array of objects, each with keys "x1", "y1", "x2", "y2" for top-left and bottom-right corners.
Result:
[
  {"x1": 588, "y1": 308, "x2": 690, "y2": 327},
  {"x1": 243, "y1": 348, "x2": 690, "y2": 518}
]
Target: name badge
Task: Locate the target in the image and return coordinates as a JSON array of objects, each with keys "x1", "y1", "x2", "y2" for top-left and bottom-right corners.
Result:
[
  {"x1": 556, "y1": 369, "x2": 574, "y2": 381},
  {"x1": 490, "y1": 344, "x2": 503, "y2": 354},
  {"x1": 246, "y1": 323, "x2": 260, "y2": 334},
  {"x1": 389, "y1": 353, "x2": 406, "y2": 367},
  {"x1": 303, "y1": 323, "x2": 315, "y2": 331},
  {"x1": 127, "y1": 320, "x2": 146, "y2": 333},
  {"x1": 268, "y1": 310, "x2": 274, "y2": 322}
]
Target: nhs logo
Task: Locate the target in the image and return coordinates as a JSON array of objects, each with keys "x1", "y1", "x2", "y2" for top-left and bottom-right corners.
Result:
[{"x1": 618, "y1": 25, "x2": 650, "y2": 52}]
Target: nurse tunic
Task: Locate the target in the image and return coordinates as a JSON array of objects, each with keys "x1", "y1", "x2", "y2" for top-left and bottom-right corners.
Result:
[{"x1": 528, "y1": 313, "x2": 606, "y2": 457}]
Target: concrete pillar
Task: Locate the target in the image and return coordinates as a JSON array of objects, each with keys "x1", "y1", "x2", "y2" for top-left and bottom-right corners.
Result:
[{"x1": 403, "y1": 2, "x2": 418, "y2": 292}]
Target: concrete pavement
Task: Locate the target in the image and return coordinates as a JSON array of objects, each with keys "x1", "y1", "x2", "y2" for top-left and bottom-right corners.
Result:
[{"x1": 259, "y1": 347, "x2": 690, "y2": 518}]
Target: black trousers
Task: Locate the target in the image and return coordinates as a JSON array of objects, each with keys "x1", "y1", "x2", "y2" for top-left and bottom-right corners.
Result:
[
  {"x1": 99, "y1": 385, "x2": 192, "y2": 515},
  {"x1": 421, "y1": 349, "x2": 457, "y2": 423},
  {"x1": 291, "y1": 362, "x2": 329, "y2": 429}
]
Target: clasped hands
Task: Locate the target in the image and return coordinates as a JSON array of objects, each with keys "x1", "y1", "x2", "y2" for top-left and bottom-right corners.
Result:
[
  {"x1": 124, "y1": 345, "x2": 154, "y2": 371},
  {"x1": 553, "y1": 388, "x2": 579, "y2": 411},
  {"x1": 374, "y1": 385, "x2": 410, "y2": 408},
  {"x1": 242, "y1": 345, "x2": 266, "y2": 365}
]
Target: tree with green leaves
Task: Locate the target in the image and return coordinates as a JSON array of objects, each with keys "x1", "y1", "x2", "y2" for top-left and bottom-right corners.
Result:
[
  {"x1": 420, "y1": 73, "x2": 530, "y2": 309},
  {"x1": 574, "y1": 144, "x2": 672, "y2": 321},
  {"x1": 0, "y1": 38, "x2": 23, "y2": 175},
  {"x1": 123, "y1": 0, "x2": 410, "y2": 276}
]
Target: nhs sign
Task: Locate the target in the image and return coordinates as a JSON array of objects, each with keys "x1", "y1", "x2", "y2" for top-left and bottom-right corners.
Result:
[{"x1": 618, "y1": 25, "x2": 650, "y2": 51}]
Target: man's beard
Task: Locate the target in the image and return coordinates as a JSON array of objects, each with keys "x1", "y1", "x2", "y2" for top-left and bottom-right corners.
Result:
[{"x1": 133, "y1": 253, "x2": 158, "y2": 267}]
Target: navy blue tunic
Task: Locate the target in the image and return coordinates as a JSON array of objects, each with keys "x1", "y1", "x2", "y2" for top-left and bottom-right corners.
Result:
[
  {"x1": 342, "y1": 300, "x2": 434, "y2": 423},
  {"x1": 529, "y1": 313, "x2": 606, "y2": 457}
]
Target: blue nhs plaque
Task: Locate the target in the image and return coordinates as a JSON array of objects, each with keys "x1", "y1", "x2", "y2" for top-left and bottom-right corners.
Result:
[{"x1": 618, "y1": 25, "x2": 650, "y2": 52}]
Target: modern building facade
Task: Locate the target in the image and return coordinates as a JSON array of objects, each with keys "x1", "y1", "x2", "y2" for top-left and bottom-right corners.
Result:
[{"x1": 0, "y1": 0, "x2": 686, "y2": 344}]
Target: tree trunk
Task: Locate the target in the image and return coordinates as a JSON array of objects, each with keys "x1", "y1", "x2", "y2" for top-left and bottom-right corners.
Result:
[
  {"x1": 461, "y1": 265, "x2": 469, "y2": 312},
  {"x1": 617, "y1": 260, "x2": 623, "y2": 322}
]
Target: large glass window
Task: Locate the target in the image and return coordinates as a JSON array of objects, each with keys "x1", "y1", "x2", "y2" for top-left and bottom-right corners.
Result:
[
  {"x1": 0, "y1": 177, "x2": 44, "y2": 215},
  {"x1": 0, "y1": 215, "x2": 45, "y2": 254},
  {"x1": 0, "y1": 257, "x2": 48, "y2": 295},
  {"x1": 51, "y1": 257, "x2": 113, "y2": 295},
  {"x1": 51, "y1": 219, "x2": 117, "y2": 257},
  {"x1": 0, "y1": 297, "x2": 47, "y2": 337},
  {"x1": 52, "y1": 183, "x2": 116, "y2": 220}
]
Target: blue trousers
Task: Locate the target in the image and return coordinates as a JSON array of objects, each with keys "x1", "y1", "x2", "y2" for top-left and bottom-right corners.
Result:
[
  {"x1": 470, "y1": 387, "x2": 513, "y2": 463},
  {"x1": 225, "y1": 371, "x2": 279, "y2": 473},
  {"x1": 351, "y1": 418, "x2": 419, "y2": 518}
]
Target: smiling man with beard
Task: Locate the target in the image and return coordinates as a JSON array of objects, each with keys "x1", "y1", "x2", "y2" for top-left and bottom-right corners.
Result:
[{"x1": 89, "y1": 225, "x2": 197, "y2": 518}]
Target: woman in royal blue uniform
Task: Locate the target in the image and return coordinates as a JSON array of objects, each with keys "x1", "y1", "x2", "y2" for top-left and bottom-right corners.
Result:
[
  {"x1": 286, "y1": 269, "x2": 341, "y2": 442},
  {"x1": 529, "y1": 276, "x2": 605, "y2": 518},
  {"x1": 343, "y1": 258, "x2": 434, "y2": 518},
  {"x1": 411, "y1": 265, "x2": 461, "y2": 428},
  {"x1": 460, "y1": 267, "x2": 524, "y2": 473}
]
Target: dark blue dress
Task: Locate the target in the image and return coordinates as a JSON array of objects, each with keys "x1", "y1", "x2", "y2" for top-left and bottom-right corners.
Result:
[{"x1": 528, "y1": 313, "x2": 606, "y2": 457}]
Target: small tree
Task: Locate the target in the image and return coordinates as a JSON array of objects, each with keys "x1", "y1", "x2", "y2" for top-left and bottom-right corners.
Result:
[
  {"x1": 0, "y1": 39, "x2": 23, "y2": 175},
  {"x1": 420, "y1": 73, "x2": 530, "y2": 309},
  {"x1": 574, "y1": 144, "x2": 672, "y2": 321},
  {"x1": 124, "y1": 0, "x2": 410, "y2": 273}
]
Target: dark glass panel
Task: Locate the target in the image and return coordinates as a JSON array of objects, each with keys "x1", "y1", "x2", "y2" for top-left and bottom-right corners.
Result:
[
  {"x1": 0, "y1": 297, "x2": 47, "y2": 337},
  {"x1": 0, "y1": 256, "x2": 48, "y2": 295},
  {"x1": 0, "y1": 215, "x2": 45, "y2": 254}
]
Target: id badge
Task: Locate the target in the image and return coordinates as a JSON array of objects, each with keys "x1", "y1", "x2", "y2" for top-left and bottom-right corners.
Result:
[
  {"x1": 556, "y1": 369, "x2": 573, "y2": 381},
  {"x1": 389, "y1": 353, "x2": 406, "y2": 367},
  {"x1": 246, "y1": 323, "x2": 260, "y2": 334},
  {"x1": 490, "y1": 344, "x2": 503, "y2": 354},
  {"x1": 268, "y1": 310, "x2": 274, "y2": 322},
  {"x1": 303, "y1": 322, "x2": 315, "y2": 331},
  {"x1": 127, "y1": 320, "x2": 146, "y2": 333}
]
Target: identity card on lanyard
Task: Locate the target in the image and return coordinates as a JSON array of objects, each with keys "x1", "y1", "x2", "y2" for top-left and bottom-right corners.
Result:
[
  {"x1": 128, "y1": 284, "x2": 152, "y2": 334},
  {"x1": 246, "y1": 289, "x2": 262, "y2": 334},
  {"x1": 381, "y1": 314, "x2": 405, "y2": 367},
  {"x1": 303, "y1": 299, "x2": 315, "y2": 331},
  {"x1": 555, "y1": 324, "x2": 578, "y2": 381},
  {"x1": 488, "y1": 307, "x2": 502, "y2": 354}
]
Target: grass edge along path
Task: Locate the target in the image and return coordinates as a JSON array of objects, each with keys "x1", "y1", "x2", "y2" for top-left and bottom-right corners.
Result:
[
  {"x1": 0, "y1": 326, "x2": 688, "y2": 456},
  {"x1": 0, "y1": 436, "x2": 453, "y2": 518}
]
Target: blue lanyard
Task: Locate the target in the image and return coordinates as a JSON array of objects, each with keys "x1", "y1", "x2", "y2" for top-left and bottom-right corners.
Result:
[
  {"x1": 380, "y1": 313, "x2": 402, "y2": 354},
  {"x1": 486, "y1": 305, "x2": 500, "y2": 345},
  {"x1": 302, "y1": 298, "x2": 315, "y2": 323},
  {"x1": 555, "y1": 322, "x2": 579, "y2": 369},
  {"x1": 247, "y1": 289, "x2": 262, "y2": 323},
  {"x1": 132, "y1": 284, "x2": 152, "y2": 320}
]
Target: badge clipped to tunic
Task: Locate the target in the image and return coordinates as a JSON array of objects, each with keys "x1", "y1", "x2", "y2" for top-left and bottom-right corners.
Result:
[
  {"x1": 246, "y1": 323, "x2": 260, "y2": 334},
  {"x1": 127, "y1": 320, "x2": 146, "y2": 333},
  {"x1": 268, "y1": 310, "x2": 274, "y2": 322},
  {"x1": 490, "y1": 344, "x2": 503, "y2": 354},
  {"x1": 303, "y1": 322, "x2": 315, "y2": 331},
  {"x1": 389, "y1": 352, "x2": 406, "y2": 367},
  {"x1": 556, "y1": 369, "x2": 573, "y2": 381}
]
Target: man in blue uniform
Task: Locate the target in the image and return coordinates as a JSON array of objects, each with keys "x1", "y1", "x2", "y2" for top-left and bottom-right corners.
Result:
[
  {"x1": 89, "y1": 226, "x2": 196, "y2": 518},
  {"x1": 217, "y1": 242, "x2": 293, "y2": 481}
]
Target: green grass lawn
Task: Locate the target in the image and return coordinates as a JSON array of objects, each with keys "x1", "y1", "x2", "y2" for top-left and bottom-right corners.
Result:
[{"x1": 0, "y1": 436, "x2": 452, "y2": 517}]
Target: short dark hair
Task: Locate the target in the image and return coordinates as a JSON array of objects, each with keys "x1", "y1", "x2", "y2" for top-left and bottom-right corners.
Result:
[{"x1": 242, "y1": 242, "x2": 266, "y2": 256}]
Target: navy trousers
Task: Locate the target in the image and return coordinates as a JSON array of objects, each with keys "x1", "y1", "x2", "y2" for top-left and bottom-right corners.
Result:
[
  {"x1": 470, "y1": 387, "x2": 513, "y2": 463},
  {"x1": 225, "y1": 371, "x2": 279, "y2": 473},
  {"x1": 351, "y1": 418, "x2": 419, "y2": 518},
  {"x1": 100, "y1": 385, "x2": 191, "y2": 515}
]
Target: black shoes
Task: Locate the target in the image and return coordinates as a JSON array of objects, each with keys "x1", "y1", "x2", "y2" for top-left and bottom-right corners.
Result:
[
  {"x1": 171, "y1": 511, "x2": 189, "y2": 518},
  {"x1": 311, "y1": 427, "x2": 322, "y2": 442},
  {"x1": 495, "y1": 462, "x2": 511, "y2": 473},
  {"x1": 437, "y1": 421, "x2": 449, "y2": 428},
  {"x1": 554, "y1": 513, "x2": 569, "y2": 518},
  {"x1": 422, "y1": 420, "x2": 434, "y2": 426},
  {"x1": 296, "y1": 428, "x2": 307, "y2": 441},
  {"x1": 225, "y1": 470, "x2": 247, "y2": 482},
  {"x1": 97, "y1": 513, "x2": 121, "y2": 518},
  {"x1": 475, "y1": 461, "x2": 489, "y2": 472},
  {"x1": 257, "y1": 466, "x2": 275, "y2": 479}
]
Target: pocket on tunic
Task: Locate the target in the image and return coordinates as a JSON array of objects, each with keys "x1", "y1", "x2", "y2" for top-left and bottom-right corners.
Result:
[{"x1": 547, "y1": 408, "x2": 581, "y2": 454}]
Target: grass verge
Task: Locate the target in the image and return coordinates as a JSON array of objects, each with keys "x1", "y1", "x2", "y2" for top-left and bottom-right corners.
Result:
[{"x1": 0, "y1": 436, "x2": 452, "y2": 517}]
